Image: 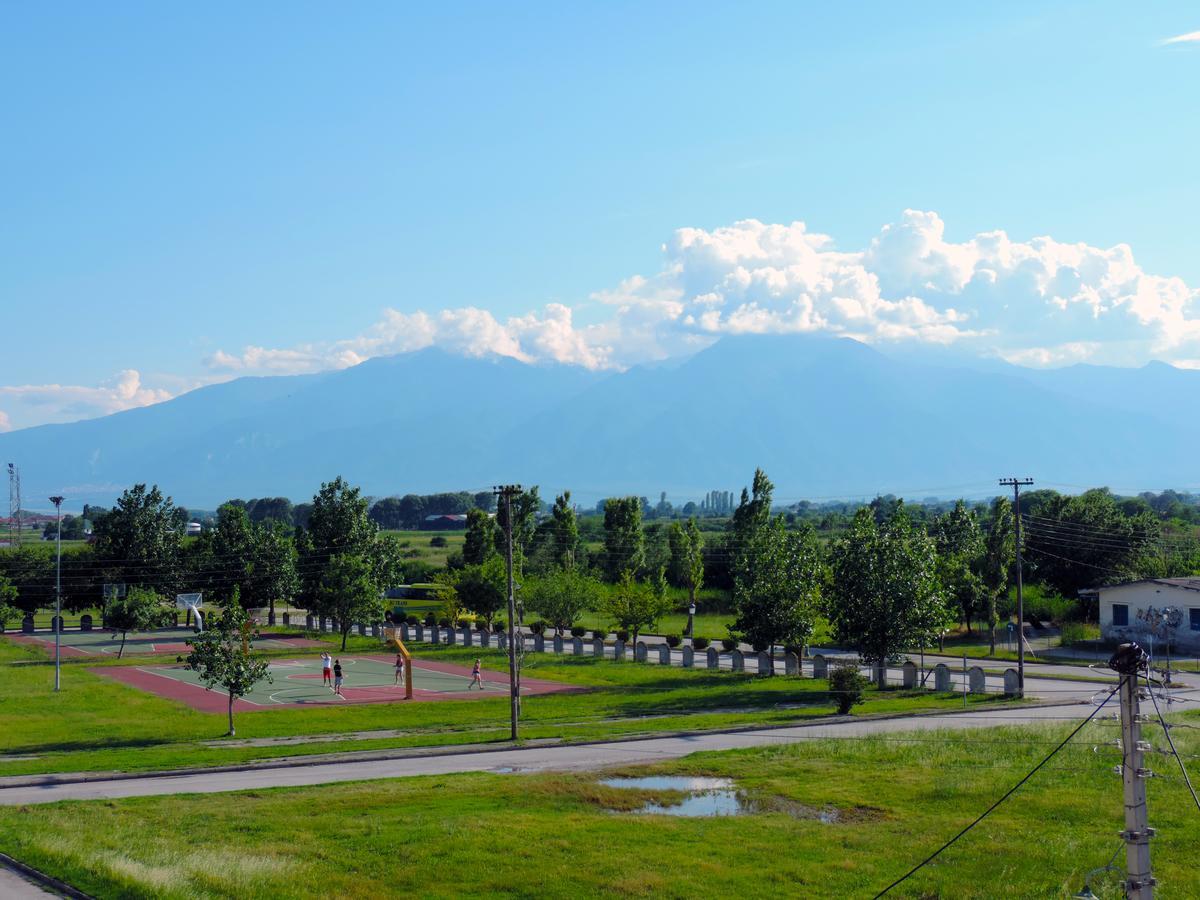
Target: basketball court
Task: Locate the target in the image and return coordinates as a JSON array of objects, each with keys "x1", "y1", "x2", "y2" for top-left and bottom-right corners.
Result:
[
  {"x1": 97, "y1": 654, "x2": 580, "y2": 712},
  {"x1": 9, "y1": 627, "x2": 325, "y2": 658}
]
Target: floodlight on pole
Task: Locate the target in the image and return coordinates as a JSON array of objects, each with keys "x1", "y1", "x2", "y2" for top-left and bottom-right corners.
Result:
[{"x1": 49, "y1": 495, "x2": 65, "y2": 692}]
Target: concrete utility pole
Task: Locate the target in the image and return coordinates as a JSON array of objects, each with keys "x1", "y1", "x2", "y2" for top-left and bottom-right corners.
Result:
[
  {"x1": 50, "y1": 495, "x2": 64, "y2": 691},
  {"x1": 999, "y1": 477, "x2": 1033, "y2": 697},
  {"x1": 1110, "y1": 642, "x2": 1155, "y2": 898},
  {"x1": 494, "y1": 484, "x2": 523, "y2": 741}
]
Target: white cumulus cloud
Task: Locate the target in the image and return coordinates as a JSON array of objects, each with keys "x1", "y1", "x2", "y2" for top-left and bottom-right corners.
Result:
[
  {"x1": 1161, "y1": 30, "x2": 1200, "y2": 45},
  {"x1": 0, "y1": 370, "x2": 175, "y2": 429}
]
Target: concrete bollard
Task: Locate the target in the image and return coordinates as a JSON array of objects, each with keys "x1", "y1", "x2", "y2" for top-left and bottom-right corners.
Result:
[
  {"x1": 80, "y1": 614, "x2": 93, "y2": 632},
  {"x1": 811, "y1": 653, "x2": 827, "y2": 679},
  {"x1": 934, "y1": 663, "x2": 952, "y2": 692},
  {"x1": 357, "y1": 622, "x2": 367, "y2": 637},
  {"x1": 21, "y1": 615, "x2": 34, "y2": 634},
  {"x1": 968, "y1": 666, "x2": 987, "y2": 694},
  {"x1": 1003, "y1": 668, "x2": 1019, "y2": 696},
  {"x1": 51, "y1": 616, "x2": 64, "y2": 633},
  {"x1": 400, "y1": 623, "x2": 411, "y2": 641},
  {"x1": 731, "y1": 649, "x2": 745, "y2": 672},
  {"x1": 445, "y1": 627, "x2": 456, "y2": 646},
  {"x1": 682, "y1": 646, "x2": 694, "y2": 668},
  {"x1": 657, "y1": 644, "x2": 671, "y2": 665},
  {"x1": 430, "y1": 624, "x2": 440, "y2": 644},
  {"x1": 414, "y1": 623, "x2": 425, "y2": 642},
  {"x1": 479, "y1": 630, "x2": 491, "y2": 649},
  {"x1": 757, "y1": 651, "x2": 772, "y2": 676},
  {"x1": 553, "y1": 634, "x2": 564, "y2": 654},
  {"x1": 461, "y1": 626, "x2": 473, "y2": 647},
  {"x1": 635, "y1": 641, "x2": 648, "y2": 662},
  {"x1": 706, "y1": 647, "x2": 720, "y2": 669},
  {"x1": 572, "y1": 637, "x2": 584, "y2": 656},
  {"x1": 902, "y1": 660, "x2": 918, "y2": 689},
  {"x1": 497, "y1": 632, "x2": 508, "y2": 651},
  {"x1": 873, "y1": 663, "x2": 887, "y2": 687},
  {"x1": 613, "y1": 639, "x2": 625, "y2": 660},
  {"x1": 592, "y1": 638, "x2": 604, "y2": 658},
  {"x1": 282, "y1": 612, "x2": 291, "y2": 627},
  {"x1": 534, "y1": 633, "x2": 545, "y2": 653},
  {"x1": 785, "y1": 652, "x2": 799, "y2": 676},
  {"x1": 306, "y1": 614, "x2": 315, "y2": 630}
]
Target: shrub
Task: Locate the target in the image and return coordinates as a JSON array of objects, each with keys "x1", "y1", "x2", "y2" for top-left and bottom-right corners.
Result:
[
  {"x1": 692, "y1": 637, "x2": 710, "y2": 650},
  {"x1": 829, "y1": 663, "x2": 868, "y2": 715},
  {"x1": 493, "y1": 620, "x2": 506, "y2": 633},
  {"x1": 475, "y1": 620, "x2": 489, "y2": 632},
  {"x1": 615, "y1": 629, "x2": 630, "y2": 642},
  {"x1": 429, "y1": 535, "x2": 448, "y2": 547},
  {"x1": 406, "y1": 615, "x2": 419, "y2": 626},
  {"x1": 571, "y1": 625, "x2": 587, "y2": 638},
  {"x1": 591, "y1": 629, "x2": 606, "y2": 640},
  {"x1": 438, "y1": 617, "x2": 451, "y2": 628},
  {"x1": 721, "y1": 638, "x2": 738, "y2": 652},
  {"x1": 751, "y1": 640, "x2": 768, "y2": 653},
  {"x1": 424, "y1": 613, "x2": 437, "y2": 626},
  {"x1": 456, "y1": 618, "x2": 470, "y2": 628},
  {"x1": 665, "y1": 634, "x2": 682, "y2": 648},
  {"x1": 529, "y1": 621, "x2": 546, "y2": 635}
]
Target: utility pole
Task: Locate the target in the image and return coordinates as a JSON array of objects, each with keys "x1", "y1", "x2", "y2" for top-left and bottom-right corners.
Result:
[
  {"x1": 494, "y1": 484, "x2": 523, "y2": 741},
  {"x1": 50, "y1": 496, "x2": 64, "y2": 692},
  {"x1": 999, "y1": 477, "x2": 1033, "y2": 697},
  {"x1": 1109, "y1": 642, "x2": 1155, "y2": 898},
  {"x1": 7, "y1": 463, "x2": 21, "y2": 548}
]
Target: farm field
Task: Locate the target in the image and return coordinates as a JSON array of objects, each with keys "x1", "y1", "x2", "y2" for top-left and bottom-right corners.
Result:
[
  {"x1": 0, "y1": 635, "x2": 1005, "y2": 777},
  {"x1": 2, "y1": 718, "x2": 1197, "y2": 898}
]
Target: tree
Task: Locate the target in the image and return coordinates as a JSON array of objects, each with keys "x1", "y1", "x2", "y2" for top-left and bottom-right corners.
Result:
[
  {"x1": 92, "y1": 484, "x2": 184, "y2": 597},
  {"x1": 732, "y1": 519, "x2": 823, "y2": 665},
  {"x1": 312, "y1": 554, "x2": 383, "y2": 651},
  {"x1": 549, "y1": 491, "x2": 581, "y2": 570},
  {"x1": 106, "y1": 586, "x2": 169, "y2": 658},
  {"x1": 827, "y1": 508, "x2": 945, "y2": 688},
  {"x1": 603, "y1": 497, "x2": 644, "y2": 581},
  {"x1": 981, "y1": 497, "x2": 1015, "y2": 655},
  {"x1": 668, "y1": 518, "x2": 704, "y2": 607},
  {"x1": 203, "y1": 503, "x2": 256, "y2": 606},
  {"x1": 452, "y1": 557, "x2": 508, "y2": 625},
  {"x1": 250, "y1": 521, "x2": 300, "y2": 624},
  {"x1": 184, "y1": 603, "x2": 272, "y2": 736},
  {"x1": 298, "y1": 476, "x2": 379, "y2": 609},
  {"x1": 602, "y1": 570, "x2": 671, "y2": 644},
  {"x1": 934, "y1": 501, "x2": 985, "y2": 633},
  {"x1": 0, "y1": 573, "x2": 18, "y2": 631},
  {"x1": 494, "y1": 486, "x2": 540, "y2": 569},
  {"x1": 729, "y1": 468, "x2": 774, "y2": 551},
  {"x1": 528, "y1": 568, "x2": 603, "y2": 634},
  {"x1": 462, "y1": 508, "x2": 497, "y2": 565}
]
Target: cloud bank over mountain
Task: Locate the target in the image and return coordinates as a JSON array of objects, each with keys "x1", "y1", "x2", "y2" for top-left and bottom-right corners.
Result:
[{"x1": 5, "y1": 210, "x2": 1200, "y2": 429}]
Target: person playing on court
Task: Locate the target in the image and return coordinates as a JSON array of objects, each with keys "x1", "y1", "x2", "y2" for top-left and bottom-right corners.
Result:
[
  {"x1": 321, "y1": 651, "x2": 333, "y2": 688},
  {"x1": 393, "y1": 652, "x2": 405, "y2": 686},
  {"x1": 470, "y1": 657, "x2": 483, "y2": 690},
  {"x1": 333, "y1": 659, "x2": 344, "y2": 697}
]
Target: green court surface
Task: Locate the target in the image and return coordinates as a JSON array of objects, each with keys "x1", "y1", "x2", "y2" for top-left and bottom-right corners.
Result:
[
  {"x1": 10, "y1": 627, "x2": 325, "y2": 658},
  {"x1": 99, "y1": 655, "x2": 533, "y2": 710}
]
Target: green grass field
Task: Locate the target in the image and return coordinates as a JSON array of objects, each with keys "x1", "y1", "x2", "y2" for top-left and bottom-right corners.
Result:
[
  {"x1": 0, "y1": 634, "x2": 1007, "y2": 777},
  {"x1": 1, "y1": 718, "x2": 1196, "y2": 898}
]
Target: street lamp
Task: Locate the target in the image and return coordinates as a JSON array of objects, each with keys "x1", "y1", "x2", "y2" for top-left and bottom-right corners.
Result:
[
  {"x1": 49, "y1": 495, "x2": 64, "y2": 692},
  {"x1": 686, "y1": 601, "x2": 696, "y2": 640}
]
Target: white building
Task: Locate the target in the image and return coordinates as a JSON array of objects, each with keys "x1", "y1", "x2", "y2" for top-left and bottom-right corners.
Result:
[
  {"x1": 1088, "y1": 578, "x2": 1200, "y2": 653},
  {"x1": 186, "y1": 521, "x2": 203, "y2": 537}
]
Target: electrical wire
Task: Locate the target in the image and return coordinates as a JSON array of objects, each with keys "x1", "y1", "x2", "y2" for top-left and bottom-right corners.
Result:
[{"x1": 1146, "y1": 684, "x2": 1200, "y2": 814}]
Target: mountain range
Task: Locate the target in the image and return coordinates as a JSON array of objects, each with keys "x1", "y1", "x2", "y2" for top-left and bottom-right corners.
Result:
[{"x1": 3, "y1": 335, "x2": 1198, "y2": 510}]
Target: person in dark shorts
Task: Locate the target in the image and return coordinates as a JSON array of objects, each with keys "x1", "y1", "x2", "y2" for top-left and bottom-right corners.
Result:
[{"x1": 333, "y1": 659, "x2": 344, "y2": 697}]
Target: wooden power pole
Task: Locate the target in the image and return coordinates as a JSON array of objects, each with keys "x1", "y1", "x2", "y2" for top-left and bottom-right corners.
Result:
[{"x1": 999, "y1": 477, "x2": 1033, "y2": 697}]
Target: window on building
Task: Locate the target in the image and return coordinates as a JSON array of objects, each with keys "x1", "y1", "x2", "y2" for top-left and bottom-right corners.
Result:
[
  {"x1": 1191, "y1": 608, "x2": 1200, "y2": 632},
  {"x1": 1112, "y1": 604, "x2": 1129, "y2": 627}
]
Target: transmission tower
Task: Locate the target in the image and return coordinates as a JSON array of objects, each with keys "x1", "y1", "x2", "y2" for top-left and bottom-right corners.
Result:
[{"x1": 6, "y1": 463, "x2": 20, "y2": 548}]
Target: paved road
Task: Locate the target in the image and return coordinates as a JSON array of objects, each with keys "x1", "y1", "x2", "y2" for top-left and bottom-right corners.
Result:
[
  {"x1": 0, "y1": 863, "x2": 55, "y2": 898},
  {"x1": 0, "y1": 701, "x2": 1120, "y2": 807}
]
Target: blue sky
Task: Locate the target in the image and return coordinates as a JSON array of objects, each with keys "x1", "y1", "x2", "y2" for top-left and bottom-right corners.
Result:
[{"x1": 3, "y1": 2, "x2": 1199, "y2": 430}]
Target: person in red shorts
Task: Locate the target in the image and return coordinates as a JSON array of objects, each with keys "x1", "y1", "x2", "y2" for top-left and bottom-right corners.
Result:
[{"x1": 321, "y1": 651, "x2": 333, "y2": 688}]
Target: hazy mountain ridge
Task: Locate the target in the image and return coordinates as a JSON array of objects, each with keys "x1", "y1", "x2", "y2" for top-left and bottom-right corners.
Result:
[{"x1": 3, "y1": 337, "x2": 1197, "y2": 508}]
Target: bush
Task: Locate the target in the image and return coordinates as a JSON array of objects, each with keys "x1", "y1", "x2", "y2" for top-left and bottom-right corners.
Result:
[
  {"x1": 665, "y1": 634, "x2": 682, "y2": 648},
  {"x1": 475, "y1": 620, "x2": 489, "y2": 632},
  {"x1": 571, "y1": 625, "x2": 587, "y2": 638},
  {"x1": 692, "y1": 637, "x2": 711, "y2": 650},
  {"x1": 493, "y1": 620, "x2": 506, "y2": 633},
  {"x1": 721, "y1": 638, "x2": 738, "y2": 652},
  {"x1": 424, "y1": 613, "x2": 437, "y2": 626},
  {"x1": 829, "y1": 663, "x2": 868, "y2": 715},
  {"x1": 429, "y1": 535, "x2": 448, "y2": 547},
  {"x1": 456, "y1": 618, "x2": 470, "y2": 629},
  {"x1": 615, "y1": 629, "x2": 630, "y2": 642},
  {"x1": 406, "y1": 615, "x2": 419, "y2": 626},
  {"x1": 591, "y1": 629, "x2": 606, "y2": 640},
  {"x1": 751, "y1": 640, "x2": 768, "y2": 653},
  {"x1": 529, "y1": 621, "x2": 546, "y2": 635},
  {"x1": 438, "y1": 617, "x2": 451, "y2": 628}
]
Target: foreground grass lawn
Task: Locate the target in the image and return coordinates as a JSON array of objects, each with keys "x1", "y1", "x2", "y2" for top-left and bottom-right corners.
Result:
[
  {"x1": 0, "y1": 636, "x2": 1005, "y2": 777},
  {"x1": 1, "y1": 720, "x2": 1197, "y2": 898}
]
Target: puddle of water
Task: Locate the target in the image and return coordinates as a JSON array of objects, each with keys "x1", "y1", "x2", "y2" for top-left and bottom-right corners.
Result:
[{"x1": 601, "y1": 776, "x2": 745, "y2": 817}]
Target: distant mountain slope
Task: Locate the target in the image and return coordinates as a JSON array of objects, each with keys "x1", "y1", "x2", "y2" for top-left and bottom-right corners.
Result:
[{"x1": 2, "y1": 338, "x2": 1197, "y2": 507}]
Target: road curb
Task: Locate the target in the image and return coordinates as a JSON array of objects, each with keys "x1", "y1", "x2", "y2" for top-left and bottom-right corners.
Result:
[
  {"x1": 0, "y1": 852, "x2": 93, "y2": 899},
  {"x1": 0, "y1": 699, "x2": 1082, "y2": 792}
]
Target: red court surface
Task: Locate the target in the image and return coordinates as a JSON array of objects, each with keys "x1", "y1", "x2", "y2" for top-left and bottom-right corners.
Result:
[
  {"x1": 96, "y1": 655, "x2": 582, "y2": 712},
  {"x1": 8, "y1": 627, "x2": 325, "y2": 658}
]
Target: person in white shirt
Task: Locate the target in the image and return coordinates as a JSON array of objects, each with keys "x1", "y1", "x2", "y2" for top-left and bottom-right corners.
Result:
[{"x1": 321, "y1": 652, "x2": 333, "y2": 689}]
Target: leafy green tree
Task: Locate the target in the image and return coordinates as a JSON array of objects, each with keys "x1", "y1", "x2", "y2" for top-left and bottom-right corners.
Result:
[
  {"x1": 311, "y1": 554, "x2": 383, "y2": 651},
  {"x1": 732, "y1": 519, "x2": 823, "y2": 665},
  {"x1": 668, "y1": 518, "x2": 704, "y2": 608},
  {"x1": 203, "y1": 503, "x2": 256, "y2": 605},
  {"x1": 828, "y1": 508, "x2": 945, "y2": 688},
  {"x1": 250, "y1": 521, "x2": 300, "y2": 624},
  {"x1": 462, "y1": 508, "x2": 497, "y2": 565},
  {"x1": 729, "y1": 468, "x2": 774, "y2": 560},
  {"x1": 934, "y1": 501, "x2": 985, "y2": 633},
  {"x1": 184, "y1": 603, "x2": 272, "y2": 736},
  {"x1": 106, "y1": 586, "x2": 170, "y2": 658},
  {"x1": 0, "y1": 573, "x2": 18, "y2": 631},
  {"x1": 982, "y1": 497, "x2": 1015, "y2": 654},
  {"x1": 602, "y1": 570, "x2": 671, "y2": 644},
  {"x1": 298, "y1": 476, "x2": 380, "y2": 610},
  {"x1": 451, "y1": 556, "x2": 508, "y2": 626},
  {"x1": 494, "y1": 486, "x2": 541, "y2": 569},
  {"x1": 550, "y1": 491, "x2": 581, "y2": 570},
  {"x1": 0, "y1": 546, "x2": 53, "y2": 613},
  {"x1": 603, "y1": 497, "x2": 644, "y2": 581},
  {"x1": 93, "y1": 484, "x2": 184, "y2": 596},
  {"x1": 528, "y1": 568, "x2": 603, "y2": 634}
]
